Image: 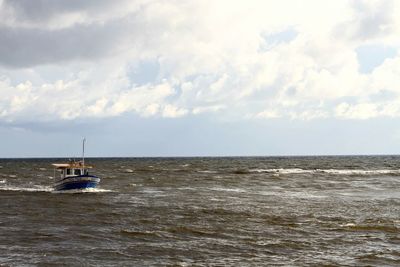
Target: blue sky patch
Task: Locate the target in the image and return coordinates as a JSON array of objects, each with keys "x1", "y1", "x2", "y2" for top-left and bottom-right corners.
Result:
[
  {"x1": 127, "y1": 59, "x2": 160, "y2": 85},
  {"x1": 259, "y1": 28, "x2": 298, "y2": 51},
  {"x1": 356, "y1": 44, "x2": 397, "y2": 74}
]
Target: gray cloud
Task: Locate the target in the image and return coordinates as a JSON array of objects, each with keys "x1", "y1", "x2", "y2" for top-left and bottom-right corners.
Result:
[
  {"x1": 0, "y1": 17, "x2": 135, "y2": 67},
  {"x1": 0, "y1": 0, "x2": 154, "y2": 67},
  {"x1": 2, "y1": 0, "x2": 122, "y2": 23},
  {"x1": 350, "y1": 0, "x2": 395, "y2": 40}
]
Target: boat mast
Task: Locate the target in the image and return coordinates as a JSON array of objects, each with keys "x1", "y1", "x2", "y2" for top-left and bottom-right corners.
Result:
[{"x1": 82, "y1": 137, "x2": 86, "y2": 171}]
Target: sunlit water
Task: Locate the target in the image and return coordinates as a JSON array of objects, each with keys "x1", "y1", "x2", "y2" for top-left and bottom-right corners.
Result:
[{"x1": 0, "y1": 156, "x2": 399, "y2": 266}]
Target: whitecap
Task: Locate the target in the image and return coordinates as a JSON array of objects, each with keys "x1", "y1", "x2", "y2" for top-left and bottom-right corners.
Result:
[
  {"x1": 0, "y1": 185, "x2": 53, "y2": 192},
  {"x1": 0, "y1": 185, "x2": 112, "y2": 193},
  {"x1": 246, "y1": 168, "x2": 400, "y2": 176},
  {"x1": 210, "y1": 187, "x2": 247, "y2": 193},
  {"x1": 317, "y1": 169, "x2": 400, "y2": 175},
  {"x1": 341, "y1": 223, "x2": 356, "y2": 227},
  {"x1": 52, "y1": 188, "x2": 113, "y2": 194}
]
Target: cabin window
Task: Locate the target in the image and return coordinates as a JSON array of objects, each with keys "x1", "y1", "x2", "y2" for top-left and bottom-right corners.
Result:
[
  {"x1": 74, "y1": 169, "x2": 81, "y2": 175},
  {"x1": 66, "y1": 169, "x2": 71, "y2": 175}
]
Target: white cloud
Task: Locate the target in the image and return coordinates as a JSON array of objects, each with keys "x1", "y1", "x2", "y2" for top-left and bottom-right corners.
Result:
[
  {"x1": 0, "y1": 0, "x2": 400, "y2": 123},
  {"x1": 255, "y1": 110, "x2": 280, "y2": 119},
  {"x1": 335, "y1": 102, "x2": 377, "y2": 119},
  {"x1": 192, "y1": 105, "x2": 225, "y2": 115},
  {"x1": 162, "y1": 104, "x2": 187, "y2": 118}
]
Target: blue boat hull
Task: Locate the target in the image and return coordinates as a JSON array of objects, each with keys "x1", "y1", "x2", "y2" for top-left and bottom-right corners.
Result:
[{"x1": 54, "y1": 175, "x2": 100, "y2": 191}]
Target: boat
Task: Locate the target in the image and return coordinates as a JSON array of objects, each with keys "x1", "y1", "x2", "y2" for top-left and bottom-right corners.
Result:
[{"x1": 52, "y1": 139, "x2": 100, "y2": 191}]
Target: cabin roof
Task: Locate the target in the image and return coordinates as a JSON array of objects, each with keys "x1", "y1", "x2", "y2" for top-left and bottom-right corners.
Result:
[{"x1": 52, "y1": 163, "x2": 93, "y2": 169}]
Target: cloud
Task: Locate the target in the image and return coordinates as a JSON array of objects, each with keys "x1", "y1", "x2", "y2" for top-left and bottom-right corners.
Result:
[
  {"x1": 347, "y1": 0, "x2": 396, "y2": 41},
  {"x1": 0, "y1": 22, "x2": 126, "y2": 67},
  {"x1": 0, "y1": 72, "x2": 176, "y2": 121},
  {"x1": 356, "y1": 44, "x2": 397, "y2": 73},
  {"x1": 0, "y1": 0, "x2": 400, "y2": 124},
  {"x1": 0, "y1": 0, "x2": 147, "y2": 29}
]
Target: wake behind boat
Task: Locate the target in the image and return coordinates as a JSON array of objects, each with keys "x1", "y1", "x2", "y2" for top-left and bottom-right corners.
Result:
[{"x1": 52, "y1": 139, "x2": 100, "y2": 191}]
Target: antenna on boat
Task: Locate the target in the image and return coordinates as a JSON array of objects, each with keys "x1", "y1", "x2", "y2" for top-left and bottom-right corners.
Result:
[{"x1": 82, "y1": 137, "x2": 86, "y2": 170}]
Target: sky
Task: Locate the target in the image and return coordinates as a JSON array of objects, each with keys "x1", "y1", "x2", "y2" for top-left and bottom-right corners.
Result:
[{"x1": 1, "y1": 0, "x2": 400, "y2": 157}]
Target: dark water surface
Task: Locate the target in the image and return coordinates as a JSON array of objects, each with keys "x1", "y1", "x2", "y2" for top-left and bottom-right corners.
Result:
[{"x1": 0, "y1": 156, "x2": 399, "y2": 266}]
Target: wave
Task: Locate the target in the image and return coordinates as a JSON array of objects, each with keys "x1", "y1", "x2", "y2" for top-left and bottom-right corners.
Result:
[
  {"x1": 210, "y1": 187, "x2": 247, "y2": 193},
  {"x1": 52, "y1": 188, "x2": 113, "y2": 194},
  {"x1": 0, "y1": 185, "x2": 53, "y2": 192},
  {"x1": 316, "y1": 169, "x2": 400, "y2": 175},
  {"x1": 0, "y1": 185, "x2": 112, "y2": 193},
  {"x1": 257, "y1": 190, "x2": 328, "y2": 199},
  {"x1": 342, "y1": 223, "x2": 399, "y2": 233},
  {"x1": 233, "y1": 168, "x2": 400, "y2": 176},
  {"x1": 120, "y1": 229, "x2": 164, "y2": 238},
  {"x1": 197, "y1": 170, "x2": 218, "y2": 174},
  {"x1": 247, "y1": 168, "x2": 314, "y2": 174},
  {"x1": 124, "y1": 167, "x2": 400, "y2": 176},
  {"x1": 167, "y1": 226, "x2": 220, "y2": 237}
]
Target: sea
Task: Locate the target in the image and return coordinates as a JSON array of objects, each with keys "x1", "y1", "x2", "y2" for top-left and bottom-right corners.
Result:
[{"x1": 0, "y1": 156, "x2": 399, "y2": 266}]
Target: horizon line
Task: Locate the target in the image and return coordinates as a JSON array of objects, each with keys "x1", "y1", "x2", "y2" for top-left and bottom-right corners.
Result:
[{"x1": 0, "y1": 153, "x2": 399, "y2": 159}]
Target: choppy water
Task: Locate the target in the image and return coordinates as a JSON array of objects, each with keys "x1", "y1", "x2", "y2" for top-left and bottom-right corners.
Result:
[{"x1": 0, "y1": 156, "x2": 399, "y2": 266}]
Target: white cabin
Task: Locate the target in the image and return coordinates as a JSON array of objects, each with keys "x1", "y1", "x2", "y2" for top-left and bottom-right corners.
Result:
[{"x1": 52, "y1": 161, "x2": 93, "y2": 179}]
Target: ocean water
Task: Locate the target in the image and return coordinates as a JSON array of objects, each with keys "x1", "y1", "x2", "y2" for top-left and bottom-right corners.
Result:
[{"x1": 0, "y1": 156, "x2": 399, "y2": 266}]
